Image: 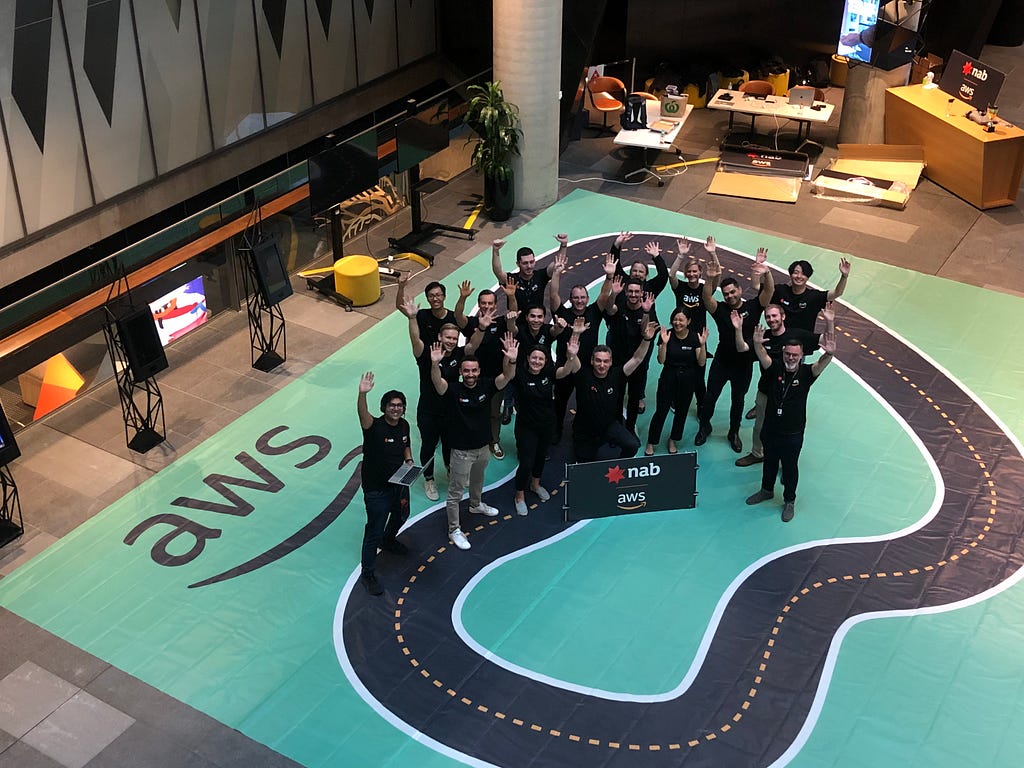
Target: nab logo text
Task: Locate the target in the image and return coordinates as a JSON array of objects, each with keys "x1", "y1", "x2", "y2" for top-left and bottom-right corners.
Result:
[{"x1": 627, "y1": 462, "x2": 661, "y2": 478}]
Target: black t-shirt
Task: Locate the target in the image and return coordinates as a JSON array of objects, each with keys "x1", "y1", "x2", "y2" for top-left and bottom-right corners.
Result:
[
  {"x1": 463, "y1": 315, "x2": 506, "y2": 376},
  {"x1": 417, "y1": 308, "x2": 457, "y2": 342},
  {"x1": 605, "y1": 300, "x2": 658, "y2": 363},
  {"x1": 445, "y1": 378, "x2": 498, "y2": 450},
  {"x1": 416, "y1": 347, "x2": 463, "y2": 413},
  {"x1": 771, "y1": 284, "x2": 828, "y2": 333},
  {"x1": 659, "y1": 331, "x2": 703, "y2": 381},
  {"x1": 513, "y1": 362, "x2": 557, "y2": 429},
  {"x1": 757, "y1": 328, "x2": 820, "y2": 393},
  {"x1": 763, "y1": 361, "x2": 818, "y2": 434},
  {"x1": 710, "y1": 298, "x2": 763, "y2": 363},
  {"x1": 573, "y1": 366, "x2": 627, "y2": 438},
  {"x1": 361, "y1": 416, "x2": 410, "y2": 491},
  {"x1": 510, "y1": 270, "x2": 551, "y2": 310},
  {"x1": 555, "y1": 302, "x2": 603, "y2": 368},
  {"x1": 671, "y1": 280, "x2": 707, "y2": 334},
  {"x1": 515, "y1": 320, "x2": 556, "y2": 362},
  {"x1": 610, "y1": 242, "x2": 668, "y2": 297}
]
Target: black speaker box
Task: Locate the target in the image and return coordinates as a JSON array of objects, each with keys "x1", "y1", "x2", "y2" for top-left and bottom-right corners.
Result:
[
  {"x1": 116, "y1": 306, "x2": 169, "y2": 381},
  {"x1": 251, "y1": 239, "x2": 293, "y2": 307}
]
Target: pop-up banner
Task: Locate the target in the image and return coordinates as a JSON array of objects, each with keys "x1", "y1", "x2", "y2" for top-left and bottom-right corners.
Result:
[{"x1": 564, "y1": 452, "x2": 697, "y2": 521}]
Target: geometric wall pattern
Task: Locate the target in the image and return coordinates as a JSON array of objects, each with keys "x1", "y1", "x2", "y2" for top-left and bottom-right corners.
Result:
[{"x1": 0, "y1": 0, "x2": 436, "y2": 249}]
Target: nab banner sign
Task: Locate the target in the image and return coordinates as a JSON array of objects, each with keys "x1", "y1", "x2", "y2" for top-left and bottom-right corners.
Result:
[
  {"x1": 564, "y1": 452, "x2": 697, "y2": 521},
  {"x1": 938, "y1": 49, "x2": 1006, "y2": 111}
]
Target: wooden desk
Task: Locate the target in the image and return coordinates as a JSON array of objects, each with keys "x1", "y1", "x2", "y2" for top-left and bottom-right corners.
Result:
[
  {"x1": 707, "y1": 89, "x2": 835, "y2": 139},
  {"x1": 613, "y1": 103, "x2": 693, "y2": 184},
  {"x1": 884, "y1": 84, "x2": 1024, "y2": 209}
]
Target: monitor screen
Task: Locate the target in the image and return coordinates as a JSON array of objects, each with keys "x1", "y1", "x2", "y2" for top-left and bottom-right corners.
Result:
[
  {"x1": 308, "y1": 129, "x2": 380, "y2": 216},
  {"x1": 837, "y1": 0, "x2": 881, "y2": 64},
  {"x1": 250, "y1": 239, "x2": 294, "y2": 307},
  {"x1": 395, "y1": 101, "x2": 450, "y2": 173},
  {"x1": 148, "y1": 276, "x2": 208, "y2": 347},
  {"x1": 116, "y1": 306, "x2": 169, "y2": 381},
  {"x1": 0, "y1": 404, "x2": 20, "y2": 466}
]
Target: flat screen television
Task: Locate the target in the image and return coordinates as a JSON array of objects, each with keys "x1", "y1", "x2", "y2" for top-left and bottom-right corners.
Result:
[
  {"x1": 837, "y1": 0, "x2": 925, "y2": 70},
  {"x1": 0, "y1": 404, "x2": 20, "y2": 466},
  {"x1": 148, "y1": 276, "x2": 208, "y2": 347},
  {"x1": 307, "y1": 128, "x2": 379, "y2": 216},
  {"x1": 250, "y1": 239, "x2": 294, "y2": 307},
  {"x1": 116, "y1": 306, "x2": 169, "y2": 381},
  {"x1": 395, "y1": 101, "x2": 450, "y2": 173}
]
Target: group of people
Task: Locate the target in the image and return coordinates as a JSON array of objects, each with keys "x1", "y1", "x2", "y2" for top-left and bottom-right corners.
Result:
[{"x1": 356, "y1": 231, "x2": 850, "y2": 594}]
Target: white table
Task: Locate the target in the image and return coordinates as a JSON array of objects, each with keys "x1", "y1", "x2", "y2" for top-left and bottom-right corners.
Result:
[
  {"x1": 707, "y1": 88, "x2": 834, "y2": 140},
  {"x1": 613, "y1": 103, "x2": 693, "y2": 183}
]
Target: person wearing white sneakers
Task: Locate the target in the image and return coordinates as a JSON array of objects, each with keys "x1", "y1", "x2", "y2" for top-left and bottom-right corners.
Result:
[
  {"x1": 430, "y1": 333, "x2": 518, "y2": 550},
  {"x1": 511, "y1": 334, "x2": 581, "y2": 516}
]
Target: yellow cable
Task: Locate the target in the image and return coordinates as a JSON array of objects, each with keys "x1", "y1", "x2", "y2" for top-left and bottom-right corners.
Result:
[{"x1": 654, "y1": 157, "x2": 719, "y2": 172}]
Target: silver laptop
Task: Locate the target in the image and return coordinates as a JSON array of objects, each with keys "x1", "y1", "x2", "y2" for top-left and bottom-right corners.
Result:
[
  {"x1": 788, "y1": 86, "x2": 816, "y2": 107},
  {"x1": 389, "y1": 464, "x2": 423, "y2": 486}
]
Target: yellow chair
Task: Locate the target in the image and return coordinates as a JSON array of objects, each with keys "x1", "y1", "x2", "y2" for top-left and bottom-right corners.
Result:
[{"x1": 587, "y1": 75, "x2": 626, "y2": 134}]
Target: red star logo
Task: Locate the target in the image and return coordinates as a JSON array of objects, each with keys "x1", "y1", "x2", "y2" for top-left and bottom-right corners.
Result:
[
  {"x1": 962, "y1": 61, "x2": 973, "y2": 76},
  {"x1": 605, "y1": 465, "x2": 625, "y2": 484}
]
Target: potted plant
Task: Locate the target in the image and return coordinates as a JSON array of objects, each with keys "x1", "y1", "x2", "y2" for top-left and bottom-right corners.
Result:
[{"x1": 464, "y1": 80, "x2": 522, "y2": 222}]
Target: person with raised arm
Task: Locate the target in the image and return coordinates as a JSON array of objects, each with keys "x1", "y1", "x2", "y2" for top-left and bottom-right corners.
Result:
[
  {"x1": 771, "y1": 257, "x2": 850, "y2": 333},
  {"x1": 644, "y1": 309, "x2": 708, "y2": 456},
  {"x1": 492, "y1": 233, "x2": 566, "y2": 310},
  {"x1": 356, "y1": 371, "x2": 412, "y2": 596},
  {"x1": 744, "y1": 325, "x2": 837, "y2": 522},
  {"x1": 609, "y1": 232, "x2": 669, "y2": 297},
  {"x1": 430, "y1": 334, "x2": 519, "y2": 551},
  {"x1": 395, "y1": 272, "x2": 455, "y2": 341},
  {"x1": 602, "y1": 264, "x2": 659, "y2": 431}
]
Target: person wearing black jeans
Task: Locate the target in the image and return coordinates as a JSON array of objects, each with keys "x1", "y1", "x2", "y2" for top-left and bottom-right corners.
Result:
[
  {"x1": 356, "y1": 372, "x2": 412, "y2": 596},
  {"x1": 644, "y1": 308, "x2": 708, "y2": 456},
  {"x1": 668, "y1": 237, "x2": 711, "y2": 414},
  {"x1": 695, "y1": 241, "x2": 773, "y2": 453},
  {"x1": 744, "y1": 326, "x2": 836, "y2": 522}
]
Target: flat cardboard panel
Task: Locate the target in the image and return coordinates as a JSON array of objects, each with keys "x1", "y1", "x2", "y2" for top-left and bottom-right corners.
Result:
[{"x1": 708, "y1": 170, "x2": 799, "y2": 203}]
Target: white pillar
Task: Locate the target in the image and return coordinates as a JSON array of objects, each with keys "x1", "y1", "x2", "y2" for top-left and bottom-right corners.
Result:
[{"x1": 493, "y1": 0, "x2": 562, "y2": 211}]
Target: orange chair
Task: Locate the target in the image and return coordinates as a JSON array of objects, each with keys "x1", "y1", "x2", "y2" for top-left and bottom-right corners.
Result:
[
  {"x1": 587, "y1": 75, "x2": 626, "y2": 134},
  {"x1": 729, "y1": 79, "x2": 775, "y2": 133}
]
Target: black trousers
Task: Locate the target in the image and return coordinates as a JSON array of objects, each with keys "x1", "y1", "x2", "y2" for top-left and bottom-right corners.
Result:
[
  {"x1": 417, "y1": 406, "x2": 450, "y2": 480},
  {"x1": 514, "y1": 419, "x2": 554, "y2": 491},
  {"x1": 554, "y1": 372, "x2": 576, "y2": 439},
  {"x1": 361, "y1": 486, "x2": 409, "y2": 572},
  {"x1": 573, "y1": 420, "x2": 641, "y2": 463},
  {"x1": 624, "y1": 362, "x2": 650, "y2": 432},
  {"x1": 647, "y1": 370, "x2": 697, "y2": 445},
  {"x1": 760, "y1": 429, "x2": 804, "y2": 502},
  {"x1": 700, "y1": 356, "x2": 753, "y2": 435}
]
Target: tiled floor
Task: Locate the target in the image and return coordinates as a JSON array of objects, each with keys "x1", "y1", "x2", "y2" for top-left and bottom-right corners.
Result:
[{"x1": 1, "y1": 43, "x2": 1023, "y2": 767}]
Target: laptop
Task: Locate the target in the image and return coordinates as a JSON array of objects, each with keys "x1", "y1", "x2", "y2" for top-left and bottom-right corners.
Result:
[
  {"x1": 788, "y1": 86, "x2": 816, "y2": 107},
  {"x1": 389, "y1": 463, "x2": 424, "y2": 487}
]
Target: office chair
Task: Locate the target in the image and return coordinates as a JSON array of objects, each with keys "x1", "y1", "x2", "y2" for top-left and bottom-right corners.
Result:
[
  {"x1": 587, "y1": 75, "x2": 626, "y2": 134},
  {"x1": 729, "y1": 79, "x2": 775, "y2": 133}
]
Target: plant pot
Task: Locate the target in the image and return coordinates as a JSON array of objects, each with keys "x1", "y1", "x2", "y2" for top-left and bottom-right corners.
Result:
[{"x1": 484, "y1": 171, "x2": 514, "y2": 222}]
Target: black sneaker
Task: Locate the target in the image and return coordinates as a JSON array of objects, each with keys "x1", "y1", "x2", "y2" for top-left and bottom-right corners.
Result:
[
  {"x1": 781, "y1": 502, "x2": 795, "y2": 522},
  {"x1": 695, "y1": 426, "x2": 711, "y2": 446},
  {"x1": 501, "y1": 405, "x2": 513, "y2": 425},
  {"x1": 746, "y1": 489, "x2": 774, "y2": 505},
  {"x1": 728, "y1": 432, "x2": 743, "y2": 453},
  {"x1": 360, "y1": 572, "x2": 384, "y2": 596},
  {"x1": 381, "y1": 538, "x2": 408, "y2": 555}
]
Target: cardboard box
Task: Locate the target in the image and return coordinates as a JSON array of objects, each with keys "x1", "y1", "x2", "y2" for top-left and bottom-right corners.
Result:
[
  {"x1": 911, "y1": 54, "x2": 943, "y2": 86},
  {"x1": 811, "y1": 144, "x2": 925, "y2": 209}
]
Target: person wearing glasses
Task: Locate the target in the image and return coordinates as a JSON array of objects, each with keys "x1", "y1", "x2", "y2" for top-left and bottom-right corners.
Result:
[{"x1": 356, "y1": 372, "x2": 413, "y2": 596}]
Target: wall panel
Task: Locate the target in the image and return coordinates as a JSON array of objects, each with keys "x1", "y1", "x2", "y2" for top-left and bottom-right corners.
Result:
[
  {"x1": 397, "y1": 0, "x2": 436, "y2": 67},
  {"x1": 255, "y1": 0, "x2": 313, "y2": 126},
  {"x1": 353, "y1": 0, "x2": 399, "y2": 84},
  {"x1": 133, "y1": 0, "x2": 213, "y2": 174},
  {"x1": 307, "y1": 0, "x2": 358, "y2": 104}
]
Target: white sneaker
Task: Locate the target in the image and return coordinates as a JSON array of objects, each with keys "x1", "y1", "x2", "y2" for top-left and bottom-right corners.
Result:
[
  {"x1": 533, "y1": 485, "x2": 551, "y2": 502},
  {"x1": 423, "y1": 478, "x2": 439, "y2": 501},
  {"x1": 449, "y1": 528, "x2": 470, "y2": 550},
  {"x1": 490, "y1": 442, "x2": 505, "y2": 459},
  {"x1": 515, "y1": 499, "x2": 529, "y2": 516},
  {"x1": 470, "y1": 501, "x2": 498, "y2": 517}
]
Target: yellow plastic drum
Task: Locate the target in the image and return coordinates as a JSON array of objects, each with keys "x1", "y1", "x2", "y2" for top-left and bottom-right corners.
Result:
[
  {"x1": 830, "y1": 55, "x2": 849, "y2": 88},
  {"x1": 333, "y1": 255, "x2": 380, "y2": 306},
  {"x1": 765, "y1": 69, "x2": 790, "y2": 95}
]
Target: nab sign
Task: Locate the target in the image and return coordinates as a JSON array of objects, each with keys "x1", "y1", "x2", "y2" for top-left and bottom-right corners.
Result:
[
  {"x1": 938, "y1": 49, "x2": 1005, "y2": 111},
  {"x1": 564, "y1": 452, "x2": 697, "y2": 521}
]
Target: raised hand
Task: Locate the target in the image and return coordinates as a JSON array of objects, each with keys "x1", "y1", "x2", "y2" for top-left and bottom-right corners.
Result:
[
  {"x1": 839, "y1": 257, "x2": 851, "y2": 276},
  {"x1": 397, "y1": 271, "x2": 409, "y2": 286},
  {"x1": 751, "y1": 261, "x2": 767, "y2": 277},
  {"x1": 429, "y1": 342, "x2": 444, "y2": 364},
  {"x1": 698, "y1": 327, "x2": 709, "y2": 345},
  {"x1": 642, "y1": 321, "x2": 659, "y2": 340},
  {"x1": 572, "y1": 316, "x2": 591, "y2": 334},
  {"x1": 821, "y1": 331, "x2": 837, "y2": 355},
  {"x1": 755, "y1": 247, "x2": 768, "y2": 263},
  {"x1": 821, "y1": 300, "x2": 835, "y2": 324},
  {"x1": 567, "y1": 334, "x2": 580, "y2": 357},
  {"x1": 610, "y1": 275, "x2": 625, "y2": 295},
  {"x1": 553, "y1": 250, "x2": 568, "y2": 274},
  {"x1": 614, "y1": 231, "x2": 634, "y2": 247},
  {"x1": 554, "y1": 233, "x2": 569, "y2": 247},
  {"x1": 400, "y1": 297, "x2": 419, "y2": 318},
  {"x1": 706, "y1": 235, "x2": 717, "y2": 258},
  {"x1": 554, "y1": 315, "x2": 569, "y2": 329},
  {"x1": 492, "y1": 238, "x2": 505, "y2": 252},
  {"x1": 659, "y1": 326, "x2": 671, "y2": 344},
  {"x1": 641, "y1": 291, "x2": 655, "y2": 312},
  {"x1": 477, "y1": 306, "x2": 495, "y2": 328},
  {"x1": 730, "y1": 309, "x2": 743, "y2": 329},
  {"x1": 676, "y1": 238, "x2": 691, "y2": 256},
  {"x1": 706, "y1": 259, "x2": 722, "y2": 279},
  {"x1": 752, "y1": 325, "x2": 766, "y2": 344},
  {"x1": 458, "y1": 280, "x2": 473, "y2": 299},
  {"x1": 644, "y1": 241, "x2": 662, "y2": 258},
  {"x1": 359, "y1": 371, "x2": 374, "y2": 393},
  {"x1": 502, "y1": 275, "x2": 517, "y2": 297},
  {"x1": 603, "y1": 253, "x2": 618, "y2": 278},
  {"x1": 501, "y1": 333, "x2": 519, "y2": 361}
]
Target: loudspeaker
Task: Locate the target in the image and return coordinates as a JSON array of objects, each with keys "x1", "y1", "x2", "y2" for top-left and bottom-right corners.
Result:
[
  {"x1": 116, "y1": 306, "x2": 169, "y2": 381},
  {"x1": 250, "y1": 239, "x2": 293, "y2": 307},
  {"x1": 0, "y1": 404, "x2": 21, "y2": 466}
]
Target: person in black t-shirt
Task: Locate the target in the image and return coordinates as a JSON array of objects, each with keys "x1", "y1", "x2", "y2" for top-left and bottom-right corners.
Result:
[
  {"x1": 735, "y1": 303, "x2": 833, "y2": 468},
  {"x1": 668, "y1": 236, "x2": 712, "y2": 414},
  {"x1": 431, "y1": 335, "x2": 518, "y2": 551},
  {"x1": 492, "y1": 233, "x2": 565, "y2": 309},
  {"x1": 644, "y1": 309, "x2": 708, "y2": 456},
  {"x1": 572, "y1": 321, "x2": 658, "y2": 463},
  {"x1": 745, "y1": 326, "x2": 836, "y2": 522},
  {"x1": 402, "y1": 298, "x2": 463, "y2": 502},
  {"x1": 609, "y1": 232, "x2": 669, "y2": 298},
  {"x1": 771, "y1": 257, "x2": 850, "y2": 333},
  {"x1": 396, "y1": 273, "x2": 456, "y2": 341},
  {"x1": 511, "y1": 336, "x2": 581, "y2": 516},
  {"x1": 357, "y1": 372, "x2": 413, "y2": 596},
  {"x1": 695, "y1": 244, "x2": 774, "y2": 453}
]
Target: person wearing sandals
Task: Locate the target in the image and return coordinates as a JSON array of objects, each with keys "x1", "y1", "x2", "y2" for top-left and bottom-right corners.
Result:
[
  {"x1": 644, "y1": 309, "x2": 708, "y2": 456},
  {"x1": 511, "y1": 335, "x2": 581, "y2": 516}
]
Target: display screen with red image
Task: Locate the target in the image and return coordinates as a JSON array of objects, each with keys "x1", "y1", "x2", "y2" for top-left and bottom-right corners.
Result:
[{"x1": 148, "y1": 277, "x2": 209, "y2": 346}]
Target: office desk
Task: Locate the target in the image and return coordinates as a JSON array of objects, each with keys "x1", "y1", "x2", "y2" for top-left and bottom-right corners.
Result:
[
  {"x1": 613, "y1": 104, "x2": 693, "y2": 183},
  {"x1": 884, "y1": 84, "x2": 1024, "y2": 209},
  {"x1": 707, "y1": 89, "x2": 835, "y2": 140}
]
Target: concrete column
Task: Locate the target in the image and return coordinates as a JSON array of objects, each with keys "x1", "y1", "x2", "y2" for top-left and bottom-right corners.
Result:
[
  {"x1": 493, "y1": 0, "x2": 562, "y2": 211},
  {"x1": 837, "y1": 63, "x2": 912, "y2": 144}
]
